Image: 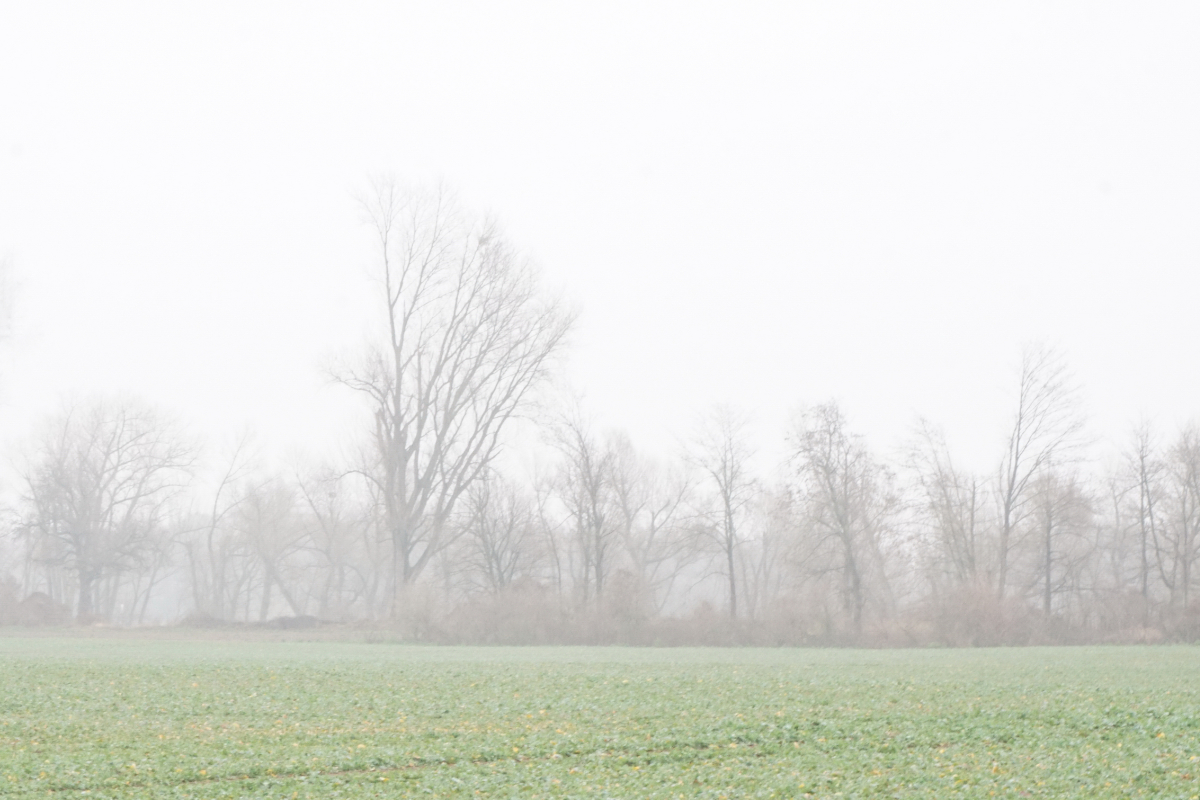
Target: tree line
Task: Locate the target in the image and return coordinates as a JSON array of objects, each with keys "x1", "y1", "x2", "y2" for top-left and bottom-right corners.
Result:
[{"x1": 3, "y1": 185, "x2": 1197, "y2": 644}]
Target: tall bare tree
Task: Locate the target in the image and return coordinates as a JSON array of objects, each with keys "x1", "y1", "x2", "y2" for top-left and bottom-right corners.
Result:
[
  {"x1": 337, "y1": 182, "x2": 572, "y2": 616},
  {"x1": 1028, "y1": 469, "x2": 1093, "y2": 615},
  {"x1": 296, "y1": 466, "x2": 370, "y2": 619},
  {"x1": 738, "y1": 486, "x2": 794, "y2": 620},
  {"x1": 789, "y1": 402, "x2": 896, "y2": 635},
  {"x1": 1126, "y1": 422, "x2": 1164, "y2": 602},
  {"x1": 1157, "y1": 426, "x2": 1200, "y2": 611},
  {"x1": 995, "y1": 345, "x2": 1083, "y2": 599},
  {"x1": 610, "y1": 433, "x2": 693, "y2": 614},
  {"x1": 18, "y1": 399, "x2": 192, "y2": 621},
  {"x1": 908, "y1": 419, "x2": 988, "y2": 590},
  {"x1": 238, "y1": 477, "x2": 305, "y2": 620},
  {"x1": 689, "y1": 406, "x2": 757, "y2": 619},
  {"x1": 180, "y1": 433, "x2": 259, "y2": 620},
  {"x1": 550, "y1": 410, "x2": 619, "y2": 609}
]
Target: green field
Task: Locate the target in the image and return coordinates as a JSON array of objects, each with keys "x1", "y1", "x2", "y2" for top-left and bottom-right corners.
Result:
[{"x1": 0, "y1": 638, "x2": 1197, "y2": 798}]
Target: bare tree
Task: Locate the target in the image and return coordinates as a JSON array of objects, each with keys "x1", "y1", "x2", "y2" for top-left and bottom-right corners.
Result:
[
  {"x1": 1126, "y1": 422, "x2": 1164, "y2": 602},
  {"x1": 907, "y1": 419, "x2": 988, "y2": 590},
  {"x1": 995, "y1": 345, "x2": 1083, "y2": 599},
  {"x1": 238, "y1": 477, "x2": 305, "y2": 620},
  {"x1": 180, "y1": 433, "x2": 259, "y2": 620},
  {"x1": 460, "y1": 475, "x2": 541, "y2": 594},
  {"x1": 789, "y1": 402, "x2": 896, "y2": 635},
  {"x1": 122, "y1": 512, "x2": 179, "y2": 625},
  {"x1": 296, "y1": 466, "x2": 370, "y2": 619},
  {"x1": 610, "y1": 433, "x2": 693, "y2": 614},
  {"x1": 550, "y1": 410, "x2": 619, "y2": 609},
  {"x1": 336, "y1": 182, "x2": 572, "y2": 617},
  {"x1": 688, "y1": 406, "x2": 757, "y2": 619},
  {"x1": 738, "y1": 485, "x2": 794, "y2": 620},
  {"x1": 18, "y1": 399, "x2": 192, "y2": 621},
  {"x1": 1088, "y1": 470, "x2": 1141, "y2": 627},
  {"x1": 1156, "y1": 426, "x2": 1200, "y2": 611},
  {"x1": 1028, "y1": 469, "x2": 1093, "y2": 615}
]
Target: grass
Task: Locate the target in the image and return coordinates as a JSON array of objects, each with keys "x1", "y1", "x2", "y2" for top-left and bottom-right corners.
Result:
[{"x1": 0, "y1": 637, "x2": 1198, "y2": 798}]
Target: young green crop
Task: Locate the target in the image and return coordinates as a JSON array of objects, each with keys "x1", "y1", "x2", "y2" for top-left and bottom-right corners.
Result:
[{"x1": 0, "y1": 638, "x2": 1197, "y2": 797}]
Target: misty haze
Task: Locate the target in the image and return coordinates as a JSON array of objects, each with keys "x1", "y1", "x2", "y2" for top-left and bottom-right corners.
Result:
[{"x1": 1, "y1": 3, "x2": 1198, "y2": 798}]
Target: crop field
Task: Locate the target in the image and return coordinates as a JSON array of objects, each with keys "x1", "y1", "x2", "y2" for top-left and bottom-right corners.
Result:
[{"x1": 0, "y1": 638, "x2": 1198, "y2": 798}]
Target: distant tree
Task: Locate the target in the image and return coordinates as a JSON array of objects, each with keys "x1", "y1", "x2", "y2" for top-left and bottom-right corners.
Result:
[
  {"x1": 550, "y1": 409, "x2": 619, "y2": 609},
  {"x1": 789, "y1": 402, "x2": 896, "y2": 635},
  {"x1": 610, "y1": 434, "x2": 693, "y2": 615},
  {"x1": 1089, "y1": 470, "x2": 1139, "y2": 621},
  {"x1": 1125, "y1": 422, "x2": 1165, "y2": 602},
  {"x1": 688, "y1": 406, "x2": 757, "y2": 619},
  {"x1": 122, "y1": 510, "x2": 179, "y2": 625},
  {"x1": 738, "y1": 485, "x2": 794, "y2": 620},
  {"x1": 238, "y1": 477, "x2": 305, "y2": 620},
  {"x1": 296, "y1": 465, "x2": 370, "y2": 619},
  {"x1": 995, "y1": 345, "x2": 1083, "y2": 600},
  {"x1": 907, "y1": 419, "x2": 988, "y2": 590},
  {"x1": 1028, "y1": 469, "x2": 1093, "y2": 615},
  {"x1": 18, "y1": 399, "x2": 192, "y2": 621},
  {"x1": 532, "y1": 469, "x2": 571, "y2": 608},
  {"x1": 179, "y1": 433, "x2": 259, "y2": 620},
  {"x1": 0, "y1": 257, "x2": 14, "y2": 585},
  {"x1": 336, "y1": 181, "x2": 572, "y2": 616},
  {"x1": 461, "y1": 475, "x2": 540, "y2": 595},
  {"x1": 1156, "y1": 426, "x2": 1200, "y2": 611}
]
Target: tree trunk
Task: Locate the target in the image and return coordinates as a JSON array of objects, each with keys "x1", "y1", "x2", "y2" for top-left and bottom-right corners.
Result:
[
  {"x1": 726, "y1": 538, "x2": 737, "y2": 619},
  {"x1": 77, "y1": 569, "x2": 96, "y2": 621},
  {"x1": 997, "y1": 502, "x2": 1013, "y2": 601},
  {"x1": 259, "y1": 573, "x2": 273, "y2": 621},
  {"x1": 1043, "y1": 517, "x2": 1053, "y2": 615}
]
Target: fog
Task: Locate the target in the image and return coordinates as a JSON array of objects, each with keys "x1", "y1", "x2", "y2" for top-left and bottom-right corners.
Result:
[{"x1": 1, "y1": 3, "x2": 1198, "y2": 644}]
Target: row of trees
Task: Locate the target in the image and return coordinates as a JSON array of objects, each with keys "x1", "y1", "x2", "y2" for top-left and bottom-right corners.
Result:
[{"x1": 3, "y1": 186, "x2": 1199, "y2": 643}]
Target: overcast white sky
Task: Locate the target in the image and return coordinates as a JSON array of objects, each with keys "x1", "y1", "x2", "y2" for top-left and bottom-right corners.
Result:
[{"x1": 0, "y1": 2, "x2": 1197, "y2": 476}]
